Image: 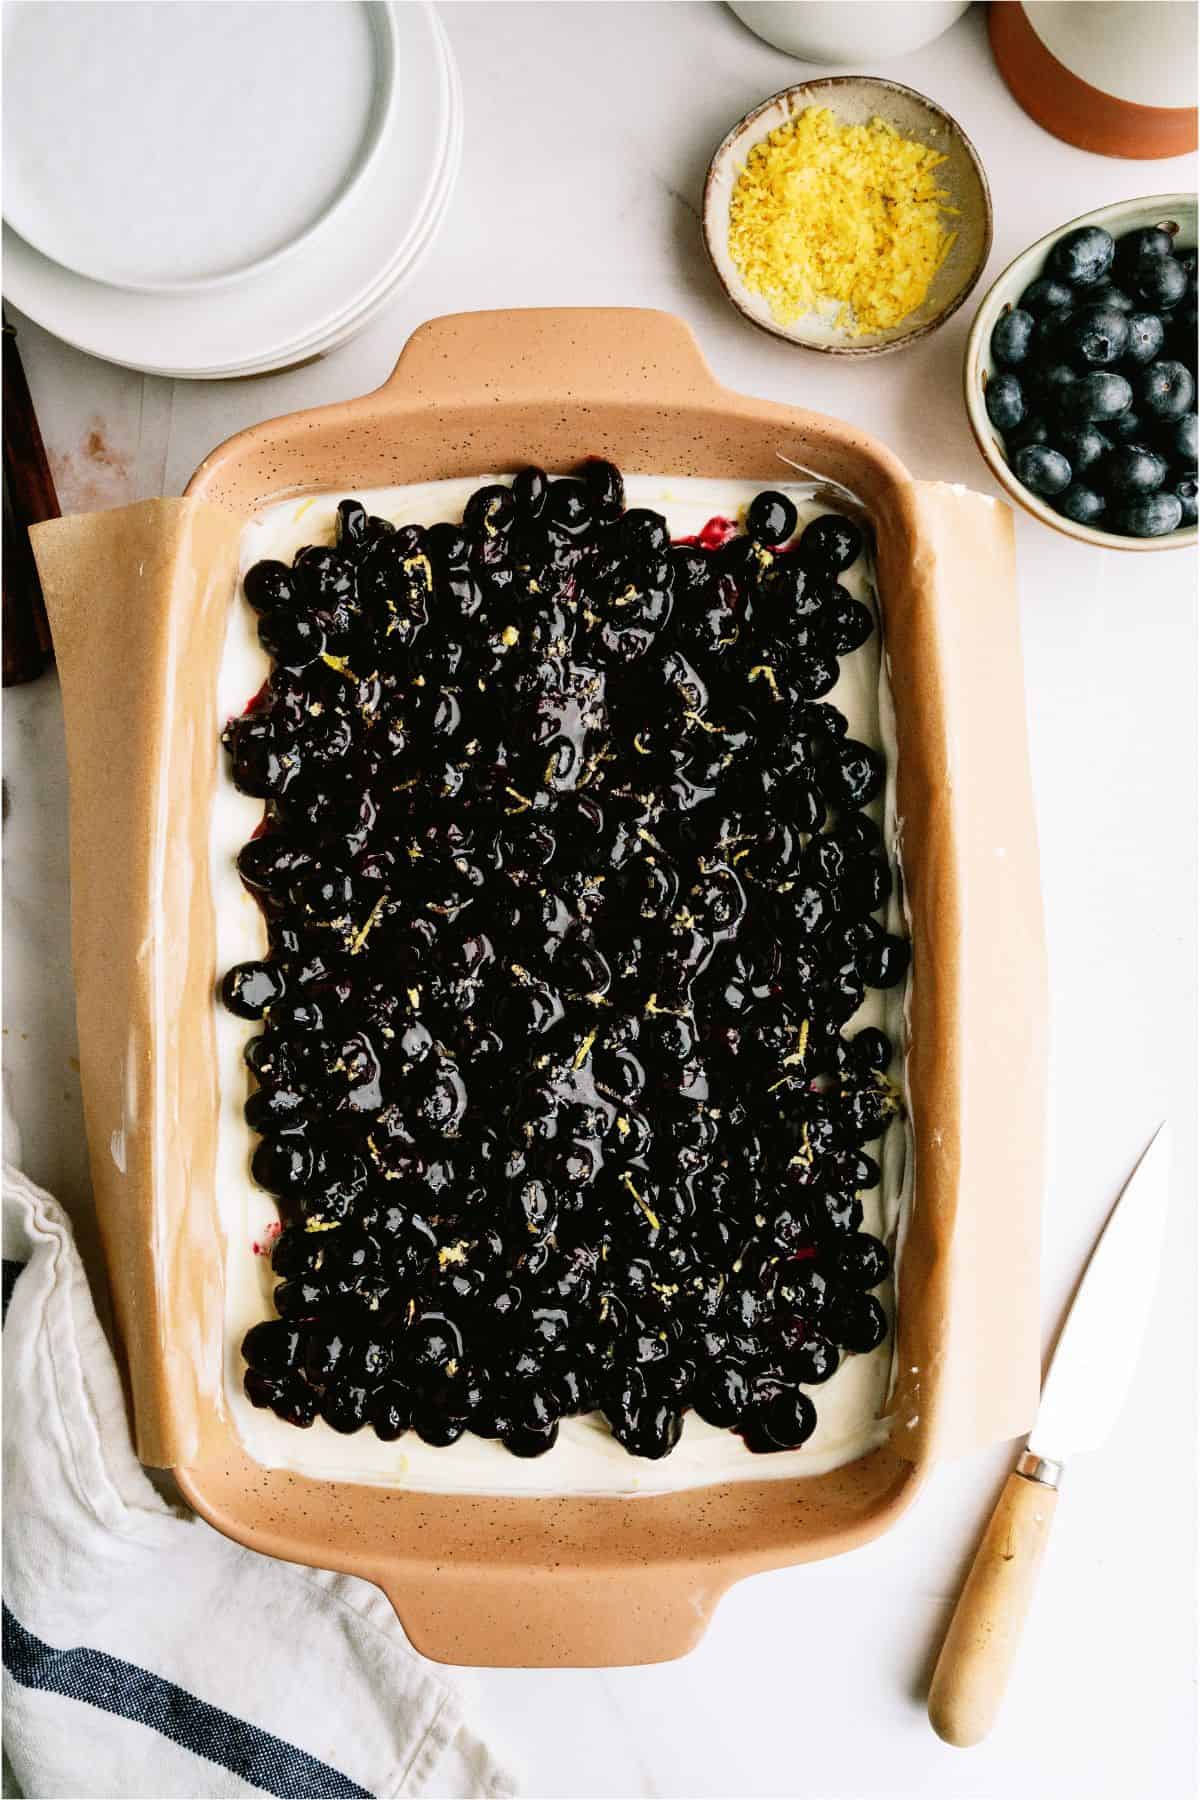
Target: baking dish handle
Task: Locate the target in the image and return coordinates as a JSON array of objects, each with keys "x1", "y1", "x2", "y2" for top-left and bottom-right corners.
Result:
[
  {"x1": 374, "y1": 1561, "x2": 728, "y2": 1669},
  {"x1": 377, "y1": 306, "x2": 727, "y2": 412}
]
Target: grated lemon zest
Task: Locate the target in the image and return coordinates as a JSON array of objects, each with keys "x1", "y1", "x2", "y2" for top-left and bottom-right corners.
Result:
[
  {"x1": 621, "y1": 1171, "x2": 660, "y2": 1231},
  {"x1": 728, "y1": 105, "x2": 957, "y2": 337},
  {"x1": 350, "y1": 894, "x2": 387, "y2": 955}
]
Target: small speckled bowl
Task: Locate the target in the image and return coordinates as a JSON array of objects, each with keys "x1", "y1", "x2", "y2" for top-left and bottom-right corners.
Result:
[
  {"x1": 703, "y1": 76, "x2": 993, "y2": 357},
  {"x1": 964, "y1": 193, "x2": 1198, "y2": 552}
]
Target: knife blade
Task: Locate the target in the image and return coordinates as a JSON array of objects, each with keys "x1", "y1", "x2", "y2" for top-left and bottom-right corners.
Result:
[
  {"x1": 928, "y1": 1123, "x2": 1172, "y2": 1747},
  {"x1": 1027, "y1": 1122, "x2": 1171, "y2": 1468}
]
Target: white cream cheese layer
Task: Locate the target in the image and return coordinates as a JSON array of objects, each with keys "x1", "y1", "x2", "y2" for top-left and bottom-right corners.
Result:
[{"x1": 212, "y1": 475, "x2": 912, "y2": 1496}]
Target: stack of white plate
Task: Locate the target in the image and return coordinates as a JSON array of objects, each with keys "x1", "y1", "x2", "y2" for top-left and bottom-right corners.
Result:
[{"x1": 2, "y1": 1, "x2": 461, "y2": 378}]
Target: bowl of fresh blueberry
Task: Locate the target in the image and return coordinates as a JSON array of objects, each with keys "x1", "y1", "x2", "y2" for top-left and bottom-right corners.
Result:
[{"x1": 965, "y1": 194, "x2": 1197, "y2": 549}]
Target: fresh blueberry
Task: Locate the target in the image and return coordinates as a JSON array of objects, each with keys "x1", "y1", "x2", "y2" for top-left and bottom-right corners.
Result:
[
  {"x1": 1087, "y1": 283, "x2": 1134, "y2": 315},
  {"x1": 991, "y1": 308, "x2": 1035, "y2": 367},
  {"x1": 1063, "y1": 305, "x2": 1129, "y2": 369},
  {"x1": 1018, "y1": 275, "x2": 1075, "y2": 318},
  {"x1": 1174, "y1": 476, "x2": 1199, "y2": 526},
  {"x1": 1013, "y1": 444, "x2": 1072, "y2": 496},
  {"x1": 1137, "y1": 360, "x2": 1196, "y2": 421},
  {"x1": 1055, "y1": 424, "x2": 1110, "y2": 472},
  {"x1": 985, "y1": 371, "x2": 1025, "y2": 432},
  {"x1": 1032, "y1": 307, "x2": 1073, "y2": 360},
  {"x1": 1125, "y1": 311, "x2": 1167, "y2": 365},
  {"x1": 1049, "y1": 225, "x2": 1115, "y2": 288},
  {"x1": 1135, "y1": 256, "x2": 1188, "y2": 312},
  {"x1": 1115, "y1": 492, "x2": 1185, "y2": 536},
  {"x1": 1036, "y1": 362, "x2": 1079, "y2": 415},
  {"x1": 1058, "y1": 371, "x2": 1133, "y2": 424},
  {"x1": 1171, "y1": 301, "x2": 1198, "y2": 372},
  {"x1": 1006, "y1": 416, "x2": 1050, "y2": 451},
  {"x1": 1055, "y1": 483, "x2": 1107, "y2": 527},
  {"x1": 1105, "y1": 410, "x2": 1146, "y2": 444},
  {"x1": 1117, "y1": 225, "x2": 1175, "y2": 274},
  {"x1": 1163, "y1": 412, "x2": 1198, "y2": 464},
  {"x1": 1100, "y1": 442, "x2": 1167, "y2": 499}
]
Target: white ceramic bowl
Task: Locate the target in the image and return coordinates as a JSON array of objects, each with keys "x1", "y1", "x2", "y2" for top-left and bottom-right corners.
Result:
[
  {"x1": 964, "y1": 193, "x2": 1198, "y2": 552},
  {"x1": 703, "y1": 76, "x2": 992, "y2": 357},
  {"x1": 727, "y1": 2, "x2": 970, "y2": 65}
]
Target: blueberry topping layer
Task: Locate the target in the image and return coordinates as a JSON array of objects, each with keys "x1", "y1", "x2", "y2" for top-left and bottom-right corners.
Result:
[{"x1": 225, "y1": 470, "x2": 903, "y2": 1462}]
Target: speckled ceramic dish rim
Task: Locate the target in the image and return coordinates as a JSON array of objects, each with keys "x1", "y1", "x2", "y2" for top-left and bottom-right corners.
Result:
[
  {"x1": 964, "y1": 192, "x2": 1198, "y2": 551},
  {"x1": 33, "y1": 308, "x2": 1045, "y2": 1667},
  {"x1": 703, "y1": 76, "x2": 994, "y2": 358}
]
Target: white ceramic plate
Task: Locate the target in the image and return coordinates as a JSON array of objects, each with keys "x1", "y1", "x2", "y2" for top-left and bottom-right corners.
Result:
[
  {"x1": 145, "y1": 15, "x2": 463, "y2": 381},
  {"x1": 3, "y1": 1, "x2": 398, "y2": 294},
  {"x1": 222, "y1": 45, "x2": 464, "y2": 376},
  {"x1": 161, "y1": 46, "x2": 463, "y2": 382},
  {"x1": 215, "y1": 16, "x2": 463, "y2": 373},
  {"x1": 1, "y1": 1, "x2": 456, "y2": 373}
]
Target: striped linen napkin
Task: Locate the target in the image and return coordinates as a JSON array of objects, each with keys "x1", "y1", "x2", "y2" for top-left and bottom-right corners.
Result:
[{"x1": 2, "y1": 1165, "x2": 518, "y2": 1800}]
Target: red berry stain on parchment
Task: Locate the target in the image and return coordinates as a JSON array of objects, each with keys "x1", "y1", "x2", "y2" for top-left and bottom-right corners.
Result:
[{"x1": 49, "y1": 420, "x2": 133, "y2": 512}]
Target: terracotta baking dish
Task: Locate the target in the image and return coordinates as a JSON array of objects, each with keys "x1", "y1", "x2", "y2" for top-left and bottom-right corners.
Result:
[{"x1": 34, "y1": 309, "x2": 1046, "y2": 1667}]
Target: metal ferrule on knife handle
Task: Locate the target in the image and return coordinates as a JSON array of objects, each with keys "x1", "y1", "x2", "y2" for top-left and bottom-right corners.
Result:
[{"x1": 1016, "y1": 1449, "x2": 1064, "y2": 1489}]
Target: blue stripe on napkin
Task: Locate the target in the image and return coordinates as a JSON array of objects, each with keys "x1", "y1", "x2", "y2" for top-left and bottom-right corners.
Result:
[{"x1": 3, "y1": 1603, "x2": 373, "y2": 1797}]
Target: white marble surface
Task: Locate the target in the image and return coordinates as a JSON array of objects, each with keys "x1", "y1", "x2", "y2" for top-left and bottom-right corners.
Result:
[{"x1": 3, "y1": 4, "x2": 1196, "y2": 1794}]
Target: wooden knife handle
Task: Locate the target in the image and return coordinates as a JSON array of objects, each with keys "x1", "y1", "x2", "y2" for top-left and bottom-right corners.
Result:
[{"x1": 928, "y1": 1469, "x2": 1059, "y2": 1747}]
